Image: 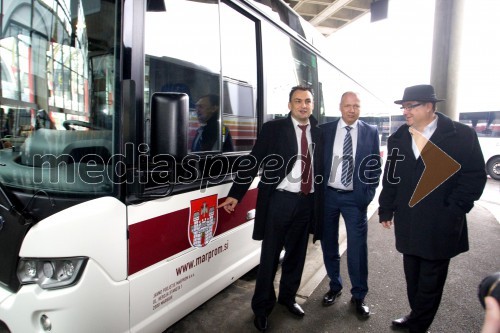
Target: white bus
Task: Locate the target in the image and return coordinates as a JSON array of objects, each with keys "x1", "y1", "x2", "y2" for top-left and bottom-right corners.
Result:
[
  {"x1": 459, "y1": 111, "x2": 500, "y2": 180},
  {"x1": 0, "y1": 0, "x2": 382, "y2": 332}
]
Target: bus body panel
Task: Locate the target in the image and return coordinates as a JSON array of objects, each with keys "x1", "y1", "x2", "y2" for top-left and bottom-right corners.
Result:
[
  {"x1": 129, "y1": 222, "x2": 260, "y2": 332},
  {"x1": 128, "y1": 181, "x2": 260, "y2": 331},
  {"x1": 479, "y1": 137, "x2": 500, "y2": 164},
  {"x1": 479, "y1": 137, "x2": 500, "y2": 180},
  {"x1": 128, "y1": 180, "x2": 259, "y2": 274},
  {"x1": 0, "y1": 260, "x2": 129, "y2": 333},
  {"x1": 20, "y1": 197, "x2": 128, "y2": 282},
  {"x1": 127, "y1": 180, "x2": 251, "y2": 225}
]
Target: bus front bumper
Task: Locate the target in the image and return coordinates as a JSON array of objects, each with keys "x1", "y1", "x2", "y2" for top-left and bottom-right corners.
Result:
[{"x1": 0, "y1": 260, "x2": 129, "y2": 333}]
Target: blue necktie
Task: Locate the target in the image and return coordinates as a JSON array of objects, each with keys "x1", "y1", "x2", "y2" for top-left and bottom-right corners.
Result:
[{"x1": 341, "y1": 126, "x2": 353, "y2": 187}]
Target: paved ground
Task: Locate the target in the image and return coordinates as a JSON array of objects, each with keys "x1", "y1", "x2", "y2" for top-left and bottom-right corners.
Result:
[{"x1": 166, "y1": 179, "x2": 500, "y2": 333}]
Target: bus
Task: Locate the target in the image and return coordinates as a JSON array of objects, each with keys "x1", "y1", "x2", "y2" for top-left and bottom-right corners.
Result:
[
  {"x1": 0, "y1": 0, "x2": 384, "y2": 332},
  {"x1": 459, "y1": 111, "x2": 500, "y2": 180},
  {"x1": 391, "y1": 112, "x2": 500, "y2": 181}
]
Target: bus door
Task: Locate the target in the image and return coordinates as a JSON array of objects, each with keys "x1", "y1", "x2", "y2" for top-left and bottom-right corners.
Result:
[{"x1": 126, "y1": 0, "x2": 260, "y2": 331}]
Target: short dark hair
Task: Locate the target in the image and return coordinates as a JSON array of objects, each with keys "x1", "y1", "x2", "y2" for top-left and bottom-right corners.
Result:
[
  {"x1": 198, "y1": 94, "x2": 219, "y2": 107},
  {"x1": 289, "y1": 86, "x2": 313, "y2": 102}
]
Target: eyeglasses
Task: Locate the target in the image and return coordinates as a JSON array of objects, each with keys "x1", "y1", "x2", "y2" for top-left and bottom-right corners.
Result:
[{"x1": 400, "y1": 103, "x2": 422, "y2": 111}]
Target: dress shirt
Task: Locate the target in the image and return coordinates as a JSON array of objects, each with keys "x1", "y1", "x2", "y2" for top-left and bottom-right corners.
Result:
[
  {"x1": 410, "y1": 116, "x2": 438, "y2": 159},
  {"x1": 328, "y1": 119, "x2": 358, "y2": 191},
  {"x1": 277, "y1": 117, "x2": 315, "y2": 193}
]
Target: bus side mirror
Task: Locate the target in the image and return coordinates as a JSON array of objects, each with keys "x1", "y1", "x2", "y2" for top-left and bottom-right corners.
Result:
[
  {"x1": 132, "y1": 92, "x2": 189, "y2": 200},
  {"x1": 150, "y1": 92, "x2": 189, "y2": 158}
]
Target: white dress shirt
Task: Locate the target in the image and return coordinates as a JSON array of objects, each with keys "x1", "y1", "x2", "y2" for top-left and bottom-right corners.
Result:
[
  {"x1": 410, "y1": 116, "x2": 438, "y2": 159},
  {"x1": 277, "y1": 117, "x2": 315, "y2": 193},
  {"x1": 328, "y1": 119, "x2": 358, "y2": 191}
]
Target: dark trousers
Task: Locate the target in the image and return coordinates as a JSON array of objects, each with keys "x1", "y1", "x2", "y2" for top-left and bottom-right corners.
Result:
[
  {"x1": 403, "y1": 254, "x2": 450, "y2": 333},
  {"x1": 251, "y1": 190, "x2": 312, "y2": 317},
  {"x1": 321, "y1": 187, "x2": 369, "y2": 299}
]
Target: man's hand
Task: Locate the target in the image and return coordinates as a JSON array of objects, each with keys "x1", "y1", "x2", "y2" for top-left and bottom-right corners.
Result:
[
  {"x1": 482, "y1": 296, "x2": 500, "y2": 333},
  {"x1": 218, "y1": 197, "x2": 239, "y2": 214},
  {"x1": 381, "y1": 221, "x2": 393, "y2": 229}
]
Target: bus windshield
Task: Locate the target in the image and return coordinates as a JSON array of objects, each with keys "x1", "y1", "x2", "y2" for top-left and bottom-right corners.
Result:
[{"x1": 0, "y1": 0, "x2": 118, "y2": 195}]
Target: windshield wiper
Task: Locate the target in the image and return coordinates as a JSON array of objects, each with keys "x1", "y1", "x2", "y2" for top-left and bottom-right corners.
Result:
[{"x1": 0, "y1": 183, "x2": 55, "y2": 225}]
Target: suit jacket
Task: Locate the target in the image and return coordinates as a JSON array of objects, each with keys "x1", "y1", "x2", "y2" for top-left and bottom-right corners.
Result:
[
  {"x1": 321, "y1": 119, "x2": 381, "y2": 207},
  {"x1": 191, "y1": 113, "x2": 234, "y2": 152},
  {"x1": 227, "y1": 113, "x2": 323, "y2": 241},
  {"x1": 378, "y1": 112, "x2": 487, "y2": 260}
]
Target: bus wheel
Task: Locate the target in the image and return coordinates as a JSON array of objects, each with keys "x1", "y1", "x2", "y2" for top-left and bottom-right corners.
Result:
[{"x1": 486, "y1": 156, "x2": 500, "y2": 181}]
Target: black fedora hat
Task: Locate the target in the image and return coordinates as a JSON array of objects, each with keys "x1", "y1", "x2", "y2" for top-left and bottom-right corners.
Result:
[{"x1": 394, "y1": 84, "x2": 445, "y2": 104}]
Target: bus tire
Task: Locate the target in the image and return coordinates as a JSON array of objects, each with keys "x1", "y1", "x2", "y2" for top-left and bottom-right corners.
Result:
[{"x1": 486, "y1": 156, "x2": 500, "y2": 181}]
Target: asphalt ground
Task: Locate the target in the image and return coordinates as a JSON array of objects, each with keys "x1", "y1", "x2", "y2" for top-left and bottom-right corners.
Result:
[{"x1": 166, "y1": 182, "x2": 500, "y2": 333}]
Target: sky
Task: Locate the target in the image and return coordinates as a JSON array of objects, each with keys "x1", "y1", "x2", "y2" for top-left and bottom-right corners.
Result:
[{"x1": 326, "y1": 0, "x2": 500, "y2": 115}]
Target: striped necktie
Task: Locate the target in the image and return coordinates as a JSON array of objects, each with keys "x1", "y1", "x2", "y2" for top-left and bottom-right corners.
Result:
[{"x1": 341, "y1": 126, "x2": 353, "y2": 187}]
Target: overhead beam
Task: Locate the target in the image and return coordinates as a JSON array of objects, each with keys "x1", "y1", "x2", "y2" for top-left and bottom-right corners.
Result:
[{"x1": 309, "y1": 0, "x2": 353, "y2": 25}]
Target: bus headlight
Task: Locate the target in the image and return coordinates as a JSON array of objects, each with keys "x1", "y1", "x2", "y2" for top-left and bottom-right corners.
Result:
[{"x1": 17, "y1": 257, "x2": 87, "y2": 289}]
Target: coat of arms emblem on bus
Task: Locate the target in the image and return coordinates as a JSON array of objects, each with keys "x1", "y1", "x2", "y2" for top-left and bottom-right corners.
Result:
[{"x1": 188, "y1": 195, "x2": 218, "y2": 247}]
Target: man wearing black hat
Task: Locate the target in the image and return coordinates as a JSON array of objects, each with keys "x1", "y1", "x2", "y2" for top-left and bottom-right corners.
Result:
[{"x1": 378, "y1": 84, "x2": 487, "y2": 333}]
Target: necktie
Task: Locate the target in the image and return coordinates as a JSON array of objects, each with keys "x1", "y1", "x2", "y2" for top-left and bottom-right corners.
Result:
[
  {"x1": 193, "y1": 126, "x2": 204, "y2": 151},
  {"x1": 298, "y1": 124, "x2": 312, "y2": 194},
  {"x1": 341, "y1": 126, "x2": 353, "y2": 187}
]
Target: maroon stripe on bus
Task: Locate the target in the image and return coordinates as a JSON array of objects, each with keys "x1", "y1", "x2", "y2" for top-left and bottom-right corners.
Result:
[{"x1": 128, "y1": 188, "x2": 258, "y2": 275}]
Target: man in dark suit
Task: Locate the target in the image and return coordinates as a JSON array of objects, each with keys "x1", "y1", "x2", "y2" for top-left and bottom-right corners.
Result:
[
  {"x1": 379, "y1": 84, "x2": 486, "y2": 333},
  {"x1": 218, "y1": 86, "x2": 323, "y2": 332},
  {"x1": 320, "y1": 91, "x2": 381, "y2": 317},
  {"x1": 191, "y1": 94, "x2": 233, "y2": 152}
]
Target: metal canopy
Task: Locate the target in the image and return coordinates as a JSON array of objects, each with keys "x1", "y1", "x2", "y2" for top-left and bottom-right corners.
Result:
[{"x1": 285, "y1": 0, "x2": 372, "y2": 37}]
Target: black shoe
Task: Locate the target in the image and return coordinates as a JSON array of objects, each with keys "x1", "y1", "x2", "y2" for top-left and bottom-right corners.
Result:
[
  {"x1": 350, "y1": 297, "x2": 370, "y2": 317},
  {"x1": 253, "y1": 315, "x2": 268, "y2": 332},
  {"x1": 278, "y1": 300, "x2": 305, "y2": 317},
  {"x1": 391, "y1": 315, "x2": 410, "y2": 329},
  {"x1": 322, "y1": 290, "x2": 342, "y2": 306}
]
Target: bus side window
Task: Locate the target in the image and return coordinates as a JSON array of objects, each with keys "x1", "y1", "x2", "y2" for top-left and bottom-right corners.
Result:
[
  {"x1": 191, "y1": 94, "x2": 226, "y2": 152},
  {"x1": 460, "y1": 111, "x2": 499, "y2": 137},
  {"x1": 144, "y1": 0, "x2": 221, "y2": 154},
  {"x1": 220, "y1": 3, "x2": 258, "y2": 152},
  {"x1": 262, "y1": 26, "x2": 318, "y2": 123}
]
